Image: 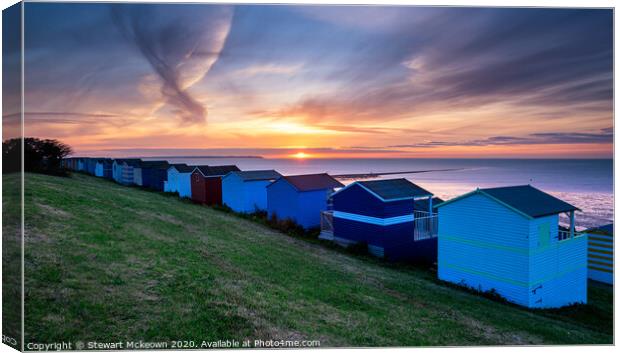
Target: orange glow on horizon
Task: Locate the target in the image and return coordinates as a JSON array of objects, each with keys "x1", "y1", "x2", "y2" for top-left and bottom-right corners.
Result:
[{"x1": 292, "y1": 151, "x2": 311, "y2": 159}]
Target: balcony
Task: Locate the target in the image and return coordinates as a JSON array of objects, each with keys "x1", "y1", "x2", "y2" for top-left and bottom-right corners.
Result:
[
  {"x1": 413, "y1": 211, "x2": 438, "y2": 241},
  {"x1": 319, "y1": 210, "x2": 334, "y2": 240},
  {"x1": 558, "y1": 229, "x2": 584, "y2": 242}
]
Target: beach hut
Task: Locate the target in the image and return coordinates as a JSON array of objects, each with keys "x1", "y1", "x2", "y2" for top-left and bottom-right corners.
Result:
[
  {"x1": 191, "y1": 165, "x2": 241, "y2": 205},
  {"x1": 222, "y1": 170, "x2": 282, "y2": 213},
  {"x1": 112, "y1": 159, "x2": 141, "y2": 185},
  {"x1": 62, "y1": 157, "x2": 76, "y2": 170},
  {"x1": 436, "y1": 185, "x2": 587, "y2": 308},
  {"x1": 584, "y1": 223, "x2": 613, "y2": 285},
  {"x1": 86, "y1": 158, "x2": 97, "y2": 175},
  {"x1": 141, "y1": 161, "x2": 170, "y2": 191},
  {"x1": 70, "y1": 158, "x2": 78, "y2": 171},
  {"x1": 267, "y1": 173, "x2": 343, "y2": 229},
  {"x1": 112, "y1": 159, "x2": 123, "y2": 183},
  {"x1": 327, "y1": 178, "x2": 438, "y2": 262},
  {"x1": 102, "y1": 159, "x2": 113, "y2": 179},
  {"x1": 164, "y1": 164, "x2": 194, "y2": 198},
  {"x1": 122, "y1": 159, "x2": 141, "y2": 185},
  {"x1": 94, "y1": 158, "x2": 113, "y2": 178},
  {"x1": 76, "y1": 158, "x2": 86, "y2": 172},
  {"x1": 94, "y1": 159, "x2": 104, "y2": 177},
  {"x1": 67, "y1": 158, "x2": 76, "y2": 170},
  {"x1": 133, "y1": 163, "x2": 144, "y2": 186}
]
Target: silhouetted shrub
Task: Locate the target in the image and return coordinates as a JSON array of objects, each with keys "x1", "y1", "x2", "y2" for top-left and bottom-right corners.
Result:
[
  {"x1": 212, "y1": 203, "x2": 233, "y2": 213},
  {"x1": 3, "y1": 137, "x2": 73, "y2": 176}
]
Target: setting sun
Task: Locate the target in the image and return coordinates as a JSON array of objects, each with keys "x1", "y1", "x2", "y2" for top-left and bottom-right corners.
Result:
[{"x1": 292, "y1": 151, "x2": 310, "y2": 159}]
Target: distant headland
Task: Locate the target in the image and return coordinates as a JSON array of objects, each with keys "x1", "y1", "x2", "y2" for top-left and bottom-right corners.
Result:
[{"x1": 141, "y1": 155, "x2": 264, "y2": 159}]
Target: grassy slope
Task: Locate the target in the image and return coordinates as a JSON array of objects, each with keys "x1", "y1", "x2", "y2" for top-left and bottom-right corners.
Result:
[
  {"x1": 3, "y1": 173, "x2": 22, "y2": 347},
  {"x1": 14, "y1": 173, "x2": 612, "y2": 346}
]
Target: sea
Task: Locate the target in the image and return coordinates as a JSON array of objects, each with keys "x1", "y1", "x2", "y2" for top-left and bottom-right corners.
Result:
[{"x1": 144, "y1": 157, "x2": 614, "y2": 230}]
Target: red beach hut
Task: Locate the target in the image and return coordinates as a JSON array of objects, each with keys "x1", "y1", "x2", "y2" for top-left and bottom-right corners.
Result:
[{"x1": 191, "y1": 165, "x2": 241, "y2": 205}]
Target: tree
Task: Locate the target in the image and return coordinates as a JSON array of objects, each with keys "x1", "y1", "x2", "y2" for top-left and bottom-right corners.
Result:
[{"x1": 3, "y1": 138, "x2": 73, "y2": 176}]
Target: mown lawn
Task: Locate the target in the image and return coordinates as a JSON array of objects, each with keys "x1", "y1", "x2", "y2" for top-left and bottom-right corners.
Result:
[{"x1": 11, "y1": 173, "x2": 613, "y2": 346}]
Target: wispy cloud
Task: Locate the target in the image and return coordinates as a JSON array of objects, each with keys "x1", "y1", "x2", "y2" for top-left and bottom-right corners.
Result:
[
  {"x1": 110, "y1": 4, "x2": 234, "y2": 124},
  {"x1": 233, "y1": 63, "x2": 304, "y2": 78},
  {"x1": 386, "y1": 128, "x2": 613, "y2": 148},
  {"x1": 259, "y1": 8, "x2": 612, "y2": 129}
]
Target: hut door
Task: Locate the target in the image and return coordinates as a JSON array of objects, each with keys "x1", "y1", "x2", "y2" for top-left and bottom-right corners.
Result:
[{"x1": 538, "y1": 223, "x2": 550, "y2": 247}]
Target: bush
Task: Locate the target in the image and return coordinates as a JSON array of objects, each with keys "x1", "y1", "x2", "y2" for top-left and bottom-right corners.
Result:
[
  {"x1": 212, "y1": 203, "x2": 233, "y2": 213},
  {"x1": 250, "y1": 209, "x2": 268, "y2": 221},
  {"x1": 443, "y1": 279, "x2": 509, "y2": 304},
  {"x1": 3, "y1": 137, "x2": 73, "y2": 176},
  {"x1": 267, "y1": 214, "x2": 305, "y2": 236}
]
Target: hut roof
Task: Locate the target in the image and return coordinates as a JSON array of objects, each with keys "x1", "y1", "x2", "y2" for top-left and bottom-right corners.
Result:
[
  {"x1": 169, "y1": 164, "x2": 194, "y2": 173},
  {"x1": 194, "y1": 165, "x2": 240, "y2": 177},
  {"x1": 190, "y1": 165, "x2": 210, "y2": 175},
  {"x1": 357, "y1": 178, "x2": 433, "y2": 201},
  {"x1": 139, "y1": 160, "x2": 169, "y2": 169},
  {"x1": 438, "y1": 185, "x2": 579, "y2": 219},
  {"x1": 230, "y1": 170, "x2": 281, "y2": 181},
  {"x1": 96, "y1": 158, "x2": 113, "y2": 164},
  {"x1": 277, "y1": 173, "x2": 343, "y2": 192},
  {"x1": 116, "y1": 158, "x2": 142, "y2": 166}
]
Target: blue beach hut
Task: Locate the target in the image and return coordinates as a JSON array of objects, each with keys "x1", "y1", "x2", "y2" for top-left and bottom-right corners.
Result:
[
  {"x1": 102, "y1": 159, "x2": 113, "y2": 179},
  {"x1": 436, "y1": 185, "x2": 587, "y2": 308},
  {"x1": 112, "y1": 159, "x2": 123, "y2": 183},
  {"x1": 328, "y1": 179, "x2": 438, "y2": 262},
  {"x1": 112, "y1": 159, "x2": 141, "y2": 185},
  {"x1": 95, "y1": 158, "x2": 113, "y2": 178},
  {"x1": 76, "y1": 158, "x2": 86, "y2": 172},
  {"x1": 94, "y1": 159, "x2": 105, "y2": 177},
  {"x1": 141, "y1": 161, "x2": 170, "y2": 191},
  {"x1": 79, "y1": 158, "x2": 89, "y2": 173},
  {"x1": 267, "y1": 173, "x2": 343, "y2": 229},
  {"x1": 123, "y1": 159, "x2": 142, "y2": 185},
  {"x1": 584, "y1": 223, "x2": 613, "y2": 285},
  {"x1": 164, "y1": 164, "x2": 196, "y2": 198},
  {"x1": 86, "y1": 158, "x2": 98, "y2": 175},
  {"x1": 133, "y1": 163, "x2": 144, "y2": 186},
  {"x1": 222, "y1": 170, "x2": 282, "y2": 213}
]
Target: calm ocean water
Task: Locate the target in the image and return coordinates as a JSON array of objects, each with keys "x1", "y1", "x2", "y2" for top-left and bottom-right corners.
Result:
[{"x1": 145, "y1": 157, "x2": 613, "y2": 230}]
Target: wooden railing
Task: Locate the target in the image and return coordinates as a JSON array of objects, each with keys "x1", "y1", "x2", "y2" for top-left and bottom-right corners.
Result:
[
  {"x1": 558, "y1": 229, "x2": 584, "y2": 241},
  {"x1": 413, "y1": 212, "x2": 438, "y2": 241},
  {"x1": 320, "y1": 211, "x2": 334, "y2": 238}
]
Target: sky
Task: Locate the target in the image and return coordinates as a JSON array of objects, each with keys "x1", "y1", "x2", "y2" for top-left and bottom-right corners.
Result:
[{"x1": 8, "y1": 3, "x2": 614, "y2": 158}]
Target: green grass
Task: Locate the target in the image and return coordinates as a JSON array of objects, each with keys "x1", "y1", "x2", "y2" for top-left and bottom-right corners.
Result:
[
  {"x1": 3, "y1": 172, "x2": 22, "y2": 348},
  {"x1": 10, "y1": 173, "x2": 612, "y2": 346}
]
